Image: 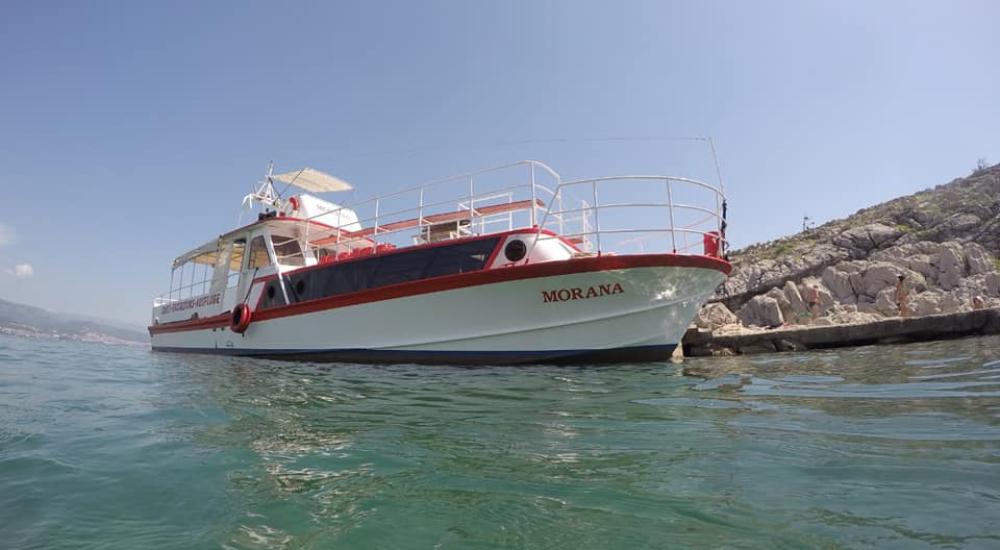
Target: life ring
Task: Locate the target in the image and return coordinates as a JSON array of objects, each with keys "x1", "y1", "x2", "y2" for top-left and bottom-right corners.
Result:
[
  {"x1": 287, "y1": 196, "x2": 300, "y2": 214},
  {"x1": 230, "y1": 303, "x2": 252, "y2": 333}
]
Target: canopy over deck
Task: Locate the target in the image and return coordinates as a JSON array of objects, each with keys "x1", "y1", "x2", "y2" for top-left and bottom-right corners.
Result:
[
  {"x1": 172, "y1": 239, "x2": 220, "y2": 269},
  {"x1": 171, "y1": 218, "x2": 348, "y2": 270},
  {"x1": 273, "y1": 168, "x2": 353, "y2": 193}
]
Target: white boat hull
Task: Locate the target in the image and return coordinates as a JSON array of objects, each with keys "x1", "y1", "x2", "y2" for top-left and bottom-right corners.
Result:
[{"x1": 150, "y1": 257, "x2": 726, "y2": 364}]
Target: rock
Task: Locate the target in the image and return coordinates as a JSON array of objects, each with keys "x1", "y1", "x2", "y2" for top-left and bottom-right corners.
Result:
[
  {"x1": 822, "y1": 266, "x2": 855, "y2": 301},
  {"x1": 874, "y1": 287, "x2": 899, "y2": 317},
  {"x1": 910, "y1": 290, "x2": 943, "y2": 316},
  {"x1": 939, "y1": 293, "x2": 962, "y2": 315},
  {"x1": 934, "y1": 245, "x2": 965, "y2": 290},
  {"x1": 987, "y1": 272, "x2": 1000, "y2": 297},
  {"x1": 783, "y1": 281, "x2": 809, "y2": 318},
  {"x1": 797, "y1": 279, "x2": 835, "y2": 313},
  {"x1": 832, "y1": 223, "x2": 902, "y2": 254},
  {"x1": 766, "y1": 286, "x2": 791, "y2": 313},
  {"x1": 965, "y1": 244, "x2": 993, "y2": 276},
  {"x1": 906, "y1": 254, "x2": 937, "y2": 280},
  {"x1": 698, "y1": 343, "x2": 736, "y2": 357},
  {"x1": 695, "y1": 303, "x2": 739, "y2": 330},
  {"x1": 926, "y1": 213, "x2": 982, "y2": 241},
  {"x1": 738, "y1": 339, "x2": 777, "y2": 354},
  {"x1": 860, "y1": 262, "x2": 904, "y2": 297},
  {"x1": 857, "y1": 296, "x2": 878, "y2": 314},
  {"x1": 768, "y1": 285, "x2": 813, "y2": 324},
  {"x1": 737, "y1": 295, "x2": 784, "y2": 328},
  {"x1": 775, "y1": 338, "x2": 807, "y2": 352},
  {"x1": 848, "y1": 271, "x2": 865, "y2": 301},
  {"x1": 824, "y1": 303, "x2": 883, "y2": 324},
  {"x1": 711, "y1": 323, "x2": 763, "y2": 336}
]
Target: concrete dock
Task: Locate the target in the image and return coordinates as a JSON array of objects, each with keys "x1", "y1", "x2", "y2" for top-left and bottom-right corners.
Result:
[{"x1": 682, "y1": 307, "x2": 1000, "y2": 356}]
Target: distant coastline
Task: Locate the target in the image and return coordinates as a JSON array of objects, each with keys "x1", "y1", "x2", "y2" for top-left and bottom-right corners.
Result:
[{"x1": 0, "y1": 297, "x2": 147, "y2": 346}]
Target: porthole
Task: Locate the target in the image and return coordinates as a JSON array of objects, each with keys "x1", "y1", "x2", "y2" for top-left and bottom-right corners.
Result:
[
  {"x1": 295, "y1": 280, "x2": 306, "y2": 295},
  {"x1": 504, "y1": 239, "x2": 527, "y2": 262}
]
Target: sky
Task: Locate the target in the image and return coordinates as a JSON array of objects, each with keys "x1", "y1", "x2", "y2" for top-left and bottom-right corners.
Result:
[{"x1": 1, "y1": 0, "x2": 998, "y2": 327}]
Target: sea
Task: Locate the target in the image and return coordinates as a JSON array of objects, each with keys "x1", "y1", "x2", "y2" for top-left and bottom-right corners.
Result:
[{"x1": 1, "y1": 333, "x2": 999, "y2": 549}]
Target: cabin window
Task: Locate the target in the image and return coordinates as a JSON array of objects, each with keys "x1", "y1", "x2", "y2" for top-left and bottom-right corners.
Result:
[
  {"x1": 247, "y1": 236, "x2": 271, "y2": 269},
  {"x1": 424, "y1": 240, "x2": 494, "y2": 278},
  {"x1": 229, "y1": 240, "x2": 246, "y2": 277},
  {"x1": 273, "y1": 236, "x2": 305, "y2": 266},
  {"x1": 258, "y1": 237, "x2": 500, "y2": 308}
]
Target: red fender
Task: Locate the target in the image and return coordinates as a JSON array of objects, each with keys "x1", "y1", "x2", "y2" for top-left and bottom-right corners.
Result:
[{"x1": 230, "y1": 303, "x2": 252, "y2": 333}]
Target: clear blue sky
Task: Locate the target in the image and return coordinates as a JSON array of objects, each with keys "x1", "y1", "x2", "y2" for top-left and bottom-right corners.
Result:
[{"x1": 2, "y1": 0, "x2": 998, "y2": 326}]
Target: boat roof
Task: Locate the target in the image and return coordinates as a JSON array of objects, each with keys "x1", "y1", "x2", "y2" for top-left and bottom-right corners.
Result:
[
  {"x1": 171, "y1": 217, "x2": 342, "y2": 269},
  {"x1": 272, "y1": 167, "x2": 353, "y2": 193}
]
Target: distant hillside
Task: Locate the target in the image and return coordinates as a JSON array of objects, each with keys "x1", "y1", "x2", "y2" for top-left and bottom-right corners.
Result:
[
  {"x1": 0, "y1": 298, "x2": 147, "y2": 345},
  {"x1": 700, "y1": 163, "x2": 1000, "y2": 330}
]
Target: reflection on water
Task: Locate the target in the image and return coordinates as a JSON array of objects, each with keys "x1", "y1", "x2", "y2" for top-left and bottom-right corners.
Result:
[{"x1": 1, "y1": 335, "x2": 999, "y2": 548}]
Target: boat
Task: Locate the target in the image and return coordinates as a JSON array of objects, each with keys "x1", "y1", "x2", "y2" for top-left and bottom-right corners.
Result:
[{"x1": 148, "y1": 160, "x2": 730, "y2": 364}]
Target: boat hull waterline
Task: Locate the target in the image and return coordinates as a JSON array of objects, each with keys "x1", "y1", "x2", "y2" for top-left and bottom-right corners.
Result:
[{"x1": 150, "y1": 259, "x2": 727, "y2": 365}]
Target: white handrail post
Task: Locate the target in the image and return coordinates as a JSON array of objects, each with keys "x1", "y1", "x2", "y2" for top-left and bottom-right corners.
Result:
[
  {"x1": 508, "y1": 192, "x2": 513, "y2": 231},
  {"x1": 558, "y1": 188, "x2": 564, "y2": 236},
  {"x1": 529, "y1": 162, "x2": 538, "y2": 227},
  {"x1": 189, "y1": 261, "x2": 196, "y2": 299},
  {"x1": 418, "y1": 187, "x2": 425, "y2": 228},
  {"x1": 304, "y1": 219, "x2": 310, "y2": 257},
  {"x1": 468, "y1": 176, "x2": 475, "y2": 234},
  {"x1": 665, "y1": 178, "x2": 677, "y2": 253},
  {"x1": 592, "y1": 179, "x2": 602, "y2": 255},
  {"x1": 373, "y1": 199, "x2": 380, "y2": 244}
]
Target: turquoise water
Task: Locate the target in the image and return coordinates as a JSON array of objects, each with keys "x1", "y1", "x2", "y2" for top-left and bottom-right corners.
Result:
[{"x1": 2, "y1": 334, "x2": 999, "y2": 549}]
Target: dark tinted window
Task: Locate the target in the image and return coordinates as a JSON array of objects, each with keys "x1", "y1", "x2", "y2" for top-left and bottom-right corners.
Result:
[
  {"x1": 259, "y1": 237, "x2": 499, "y2": 308},
  {"x1": 425, "y1": 240, "x2": 494, "y2": 278}
]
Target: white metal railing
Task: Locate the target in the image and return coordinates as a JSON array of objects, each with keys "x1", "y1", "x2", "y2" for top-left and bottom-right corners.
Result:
[
  {"x1": 526, "y1": 175, "x2": 727, "y2": 259},
  {"x1": 286, "y1": 163, "x2": 725, "y2": 261},
  {"x1": 297, "y1": 160, "x2": 563, "y2": 255},
  {"x1": 153, "y1": 271, "x2": 240, "y2": 307}
]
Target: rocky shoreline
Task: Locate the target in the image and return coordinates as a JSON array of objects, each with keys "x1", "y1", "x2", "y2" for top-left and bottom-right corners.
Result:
[{"x1": 690, "y1": 164, "x2": 1000, "y2": 354}]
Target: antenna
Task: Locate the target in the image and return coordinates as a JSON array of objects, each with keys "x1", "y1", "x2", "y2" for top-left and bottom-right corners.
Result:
[
  {"x1": 707, "y1": 137, "x2": 725, "y2": 194},
  {"x1": 242, "y1": 161, "x2": 284, "y2": 212}
]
